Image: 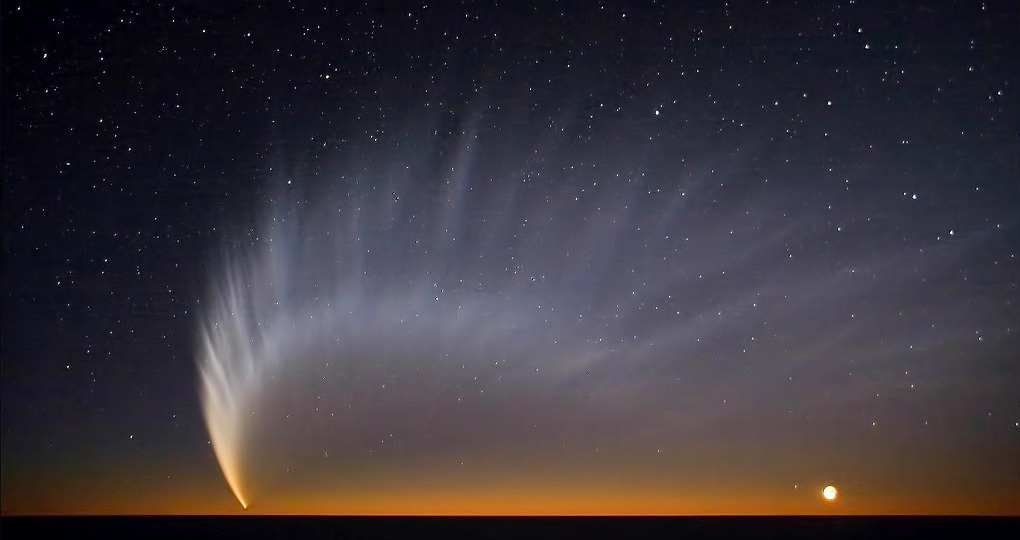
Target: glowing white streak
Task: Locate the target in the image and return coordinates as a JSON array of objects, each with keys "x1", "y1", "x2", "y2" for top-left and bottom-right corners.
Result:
[
  {"x1": 198, "y1": 257, "x2": 275, "y2": 510},
  {"x1": 199, "y1": 332, "x2": 251, "y2": 510}
]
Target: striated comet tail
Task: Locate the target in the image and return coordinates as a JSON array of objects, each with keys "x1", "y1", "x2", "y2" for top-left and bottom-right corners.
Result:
[{"x1": 198, "y1": 254, "x2": 276, "y2": 510}]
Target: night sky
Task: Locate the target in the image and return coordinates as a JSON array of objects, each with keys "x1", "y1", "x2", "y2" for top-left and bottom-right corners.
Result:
[{"x1": 2, "y1": 1, "x2": 1018, "y2": 516}]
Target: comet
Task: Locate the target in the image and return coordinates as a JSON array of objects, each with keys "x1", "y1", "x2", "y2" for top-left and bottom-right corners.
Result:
[
  {"x1": 193, "y1": 116, "x2": 837, "y2": 510},
  {"x1": 194, "y1": 154, "x2": 721, "y2": 508},
  {"x1": 198, "y1": 252, "x2": 281, "y2": 510}
]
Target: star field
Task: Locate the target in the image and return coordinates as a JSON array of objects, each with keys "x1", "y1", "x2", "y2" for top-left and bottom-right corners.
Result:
[{"x1": 1, "y1": 1, "x2": 1018, "y2": 515}]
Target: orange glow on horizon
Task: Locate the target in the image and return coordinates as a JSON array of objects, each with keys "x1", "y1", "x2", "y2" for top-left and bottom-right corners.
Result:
[
  {"x1": 3, "y1": 453, "x2": 1018, "y2": 517},
  {"x1": 4, "y1": 468, "x2": 1017, "y2": 517}
]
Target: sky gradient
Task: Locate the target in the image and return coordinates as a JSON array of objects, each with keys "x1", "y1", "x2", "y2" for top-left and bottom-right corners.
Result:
[{"x1": 2, "y1": 1, "x2": 1018, "y2": 515}]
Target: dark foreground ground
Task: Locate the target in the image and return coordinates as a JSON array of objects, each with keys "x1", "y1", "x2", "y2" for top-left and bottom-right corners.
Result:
[{"x1": 2, "y1": 516, "x2": 1017, "y2": 539}]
